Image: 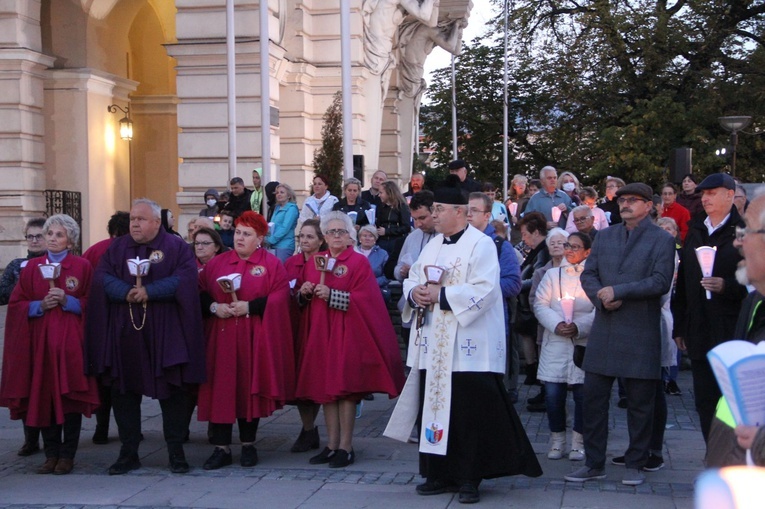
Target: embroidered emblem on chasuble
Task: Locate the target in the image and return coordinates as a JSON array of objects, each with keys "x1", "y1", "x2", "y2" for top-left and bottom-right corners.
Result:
[
  {"x1": 65, "y1": 276, "x2": 79, "y2": 291},
  {"x1": 332, "y1": 265, "x2": 349, "y2": 278},
  {"x1": 250, "y1": 265, "x2": 266, "y2": 277},
  {"x1": 149, "y1": 250, "x2": 165, "y2": 263}
]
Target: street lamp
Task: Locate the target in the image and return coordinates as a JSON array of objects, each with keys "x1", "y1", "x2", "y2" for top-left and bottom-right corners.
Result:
[
  {"x1": 107, "y1": 104, "x2": 133, "y2": 141},
  {"x1": 718, "y1": 115, "x2": 752, "y2": 177}
]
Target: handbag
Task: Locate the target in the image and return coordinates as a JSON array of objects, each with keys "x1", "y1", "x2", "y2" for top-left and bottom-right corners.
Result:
[{"x1": 573, "y1": 344, "x2": 586, "y2": 369}]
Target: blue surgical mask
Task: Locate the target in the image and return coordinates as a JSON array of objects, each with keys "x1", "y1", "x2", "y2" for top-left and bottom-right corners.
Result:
[
  {"x1": 206, "y1": 199, "x2": 217, "y2": 207},
  {"x1": 562, "y1": 182, "x2": 575, "y2": 192}
]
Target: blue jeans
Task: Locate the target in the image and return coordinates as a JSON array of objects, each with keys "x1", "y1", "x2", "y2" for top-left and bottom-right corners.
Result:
[{"x1": 545, "y1": 382, "x2": 583, "y2": 433}]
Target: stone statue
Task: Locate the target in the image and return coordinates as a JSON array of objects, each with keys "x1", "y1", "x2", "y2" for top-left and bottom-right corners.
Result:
[
  {"x1": 396, "y1": 16, "x2": 467, "y2": 99},
  {"x1": 396, "y1": 15, "x2": 467, "y2": 178}
]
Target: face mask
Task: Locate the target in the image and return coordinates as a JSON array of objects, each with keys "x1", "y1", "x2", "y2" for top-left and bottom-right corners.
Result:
[
  {"x1": 206, "y1": 199, "x2": 217, "y2": 207},
  {"x1": 562, "y1": 182, "x2": 575, "y2": 192}
]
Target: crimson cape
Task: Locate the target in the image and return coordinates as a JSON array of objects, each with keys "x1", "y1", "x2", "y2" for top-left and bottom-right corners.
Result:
[
  {"x1": 197, "y1": 248, "x2": 295, "y2": 422},
  {"x1": 0, "y1": 254, "x2": 99, "y2": 427},
  {"x1": 294, "y1": 246, "x2": 405, "y2": 403},
  {"x1": 85, "y1": 229, "x2": 206, "y2": 398}
]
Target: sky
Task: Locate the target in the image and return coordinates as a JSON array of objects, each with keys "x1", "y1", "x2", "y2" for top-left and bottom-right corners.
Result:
[{"x1": 422, "y1": 2, "x2": 498, "y2": 100}]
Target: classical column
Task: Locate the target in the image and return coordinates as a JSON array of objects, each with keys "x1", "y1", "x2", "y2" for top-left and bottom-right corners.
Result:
[{"x1": 0, "y1": 1, "x2": 54, "y2": 264}]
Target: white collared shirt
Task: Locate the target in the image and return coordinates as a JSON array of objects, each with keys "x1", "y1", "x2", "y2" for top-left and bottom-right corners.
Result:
[{"x1": 704, "y1": 213, "x2": 730, "y2": 236}]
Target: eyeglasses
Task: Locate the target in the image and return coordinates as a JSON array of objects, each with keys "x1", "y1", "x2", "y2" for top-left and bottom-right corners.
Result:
[
  {"x1": 467, "y1": 207, "x2": 489, "y2": 215},
  {"x1": 429, "y1": 205, "x2": 458, "y2": 214},
  {"x1": 194, "y1": 241, "x2": 214, "y2": 247},
  {"x1": 735, "y1": 227, "x2": 765, "y2": 242},
  {"x1": 563, "y1": 243, "x2": 584, "y2": 251},
  {"x1": 573, "y1": 216, "x2": 591, "y2": 223},
  {"x1": 25, "y1": 234, "x2": 43, "y2": 241},
  {"x1": 325, "y1": 229, "x2": 349, "y2": 237},
  {"x1": 606, "y1": 184, "x2": 619, "y2": 189},
  {"x1": 616, "y1": 196, "x2": 648, "y2": 205}
]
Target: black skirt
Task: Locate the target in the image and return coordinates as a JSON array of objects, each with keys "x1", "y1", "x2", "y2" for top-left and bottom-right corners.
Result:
[{"x1": 418, "y1": 370, "x2": 543, "y2": 482}]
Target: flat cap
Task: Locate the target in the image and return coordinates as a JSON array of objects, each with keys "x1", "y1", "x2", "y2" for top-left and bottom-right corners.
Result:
[
  {"x1": 615, "y1": 182, "x2": 653, "y2": 202},
  {"x1": 696, "y1": 173, "x2": 735, "y2": 191}
]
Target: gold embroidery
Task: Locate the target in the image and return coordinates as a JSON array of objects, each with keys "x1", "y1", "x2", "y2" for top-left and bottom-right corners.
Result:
[{"x1": 427, "y1": 311, "x2": 453, "y2": 420}]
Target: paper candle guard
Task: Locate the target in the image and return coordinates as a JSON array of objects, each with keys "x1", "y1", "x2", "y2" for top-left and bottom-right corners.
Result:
[
  {"x1": 314, "y1": 255, "x2": 336, "y2": 285},
  {"x1": 551, "y1": 206, "x2": 562, "y2": 222},
  {"x1": 559, "y1": 294, "x2": 575, "y2": 324},
  {"x1": 38, "y1": 263, "x2": 61, "y2": 289},
  {"x1": 217, "y1": 273, "x2": 242, "y2": 302},
  {"x1": 127, "y1": 258, "x2": 151, "y2": 289},
  {"x1": 424, "y1": 265, "x2": 446, "y2": 311},
  {"x1": 695, "y1": 246, "x2": 717, "y2": 300}
]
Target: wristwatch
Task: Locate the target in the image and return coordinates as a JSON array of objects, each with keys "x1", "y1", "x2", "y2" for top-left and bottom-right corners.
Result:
[{"x1": 210, "y1": 303, "x2": 218, "y2": 314}]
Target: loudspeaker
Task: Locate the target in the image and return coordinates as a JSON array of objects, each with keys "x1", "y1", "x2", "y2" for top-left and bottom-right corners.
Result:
[
  {"x1": 669, "y1": 148, "x2": 692, "y2": 183},
  {"x1": 353, "y1": 155, "x2": 364, "y2": 186}
]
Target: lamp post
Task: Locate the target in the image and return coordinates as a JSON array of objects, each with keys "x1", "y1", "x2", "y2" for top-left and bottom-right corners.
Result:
[{"x1": 718, "y1": 116, "x2": 752, "y2": 177}]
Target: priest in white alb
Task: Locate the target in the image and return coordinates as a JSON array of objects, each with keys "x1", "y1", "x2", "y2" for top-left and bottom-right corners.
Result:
[{"x1": 384, "y1": 176, "x2": 542, "y2": 504}]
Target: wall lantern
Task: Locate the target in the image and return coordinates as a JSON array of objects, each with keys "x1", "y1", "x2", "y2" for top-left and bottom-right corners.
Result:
[{"x1": 108, "y1": 104, "x2": 133, "y2": 141}]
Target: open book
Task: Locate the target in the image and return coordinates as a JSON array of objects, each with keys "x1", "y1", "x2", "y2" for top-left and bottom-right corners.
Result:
[{"x1": 707, "y1": 340, "x2": 765, "y2": 426}]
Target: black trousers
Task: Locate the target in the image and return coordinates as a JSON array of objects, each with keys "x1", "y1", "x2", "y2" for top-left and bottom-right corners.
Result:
[
  {"x1": 111, "y1": 386, "x2": 189, "y2": 456},
  {"x1": 95, "y1": 380, "x2": 112, "y2": 430},
  {"x1": 583, "y1": 372, "x2": 658, "y2": 470},
  {"x1": 41, "y1": 413, "x2": 82, "y2": 460},
  {"x1": 691, "y1": 357, "x2": 720, "y2": 443},
  {"x1": 208, "y1": 419, "x2": 260, "y2": 446}
]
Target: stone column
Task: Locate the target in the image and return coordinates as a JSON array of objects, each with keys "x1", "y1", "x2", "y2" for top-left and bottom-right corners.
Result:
[
  {"x1": 0, "y1": 1, "x2": 54, "y2": 265},
  {"x1": 43, "y1": 69, "x2": 137, "y2": 247}
]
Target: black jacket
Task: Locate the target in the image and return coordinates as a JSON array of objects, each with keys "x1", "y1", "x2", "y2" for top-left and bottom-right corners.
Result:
[
  {"x1": 222, "y1": 189, "x2": 253, "y2": 218},
  {"x1": 673, "y1": 205, "x2": 748, "y2": 359}
]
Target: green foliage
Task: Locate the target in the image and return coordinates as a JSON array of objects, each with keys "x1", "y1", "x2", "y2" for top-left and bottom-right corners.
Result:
[
  {"x1": 312, "y1": 91, "x2": 344, "y2": 197},
  {"x1": 421, "y1": 0, "x2": 765, "y2": 190}
]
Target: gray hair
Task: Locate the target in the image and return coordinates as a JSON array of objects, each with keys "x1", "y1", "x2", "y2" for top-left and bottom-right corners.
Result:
[
  {"x1": 321, "y1": 211, "x2": 356, "y2": 244},
  {"x1": 276, "y1": 183, "x2": 297, "y2": 203},
  {"x1": 358, "y1": 224, "x2": 379, "y2": 240},
  {"x1": 343, "y1": 177, "x2": 362, "y2": 190},
  {"x1": 43, "y1": 214, "x2": 80, "y2": 247},
  {"x1": 545, "y1": 227, "x2": 569, "y2": 248},
  {"x1": 656, "y1": 216, "x2": 678, "y2": 235},
  {"x1": 572, "y1": 205, "x2": 592, "y2": 217},
  {"x1": 132, "y1": 198, "x2": 161, "y2": 218},
  {"x1": 540, "y1": 166, "x2": 557, "y2": 178}
]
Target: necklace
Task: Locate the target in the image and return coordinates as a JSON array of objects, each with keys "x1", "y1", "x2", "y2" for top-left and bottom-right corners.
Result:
[{"x1": 129, "y1": 302, "x2": 147, "y2": 331}]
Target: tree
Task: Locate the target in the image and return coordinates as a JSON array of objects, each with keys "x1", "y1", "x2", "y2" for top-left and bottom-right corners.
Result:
[
  {"x1": 421, "y1": 1, "x2": 765, "y2": 189},
  {"x1": 312, "y1": 92, "x2": 344, "y2": 197}
]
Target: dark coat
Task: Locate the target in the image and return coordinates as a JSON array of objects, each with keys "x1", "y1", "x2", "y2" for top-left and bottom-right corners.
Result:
[
  {"x1": 581, "y1": 216, "x2": 676, "y2": 379},
  {"x1": 222, "y1": 188, "x2": 253, "y2": 218},
  {"x1": 673, "y1": 205, "x2": 747, "y2": 360}
]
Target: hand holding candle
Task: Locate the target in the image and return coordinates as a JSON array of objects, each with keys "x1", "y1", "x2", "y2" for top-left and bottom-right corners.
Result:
[
  {"x1": 695, "y1": 246, "x2": 717, "y2": 300},
  {"x1": 559, "y1": 293, "x2": 575, "y2": 324}
]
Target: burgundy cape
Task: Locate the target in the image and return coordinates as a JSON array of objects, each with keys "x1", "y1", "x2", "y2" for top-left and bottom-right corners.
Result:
[
  {"x1": 197, "y1": 248, "x2": 295, "y2": 422},
  {"x1": 0, "y1": 254, "x2": 100, "y2": 427},
  {"x1": 82, "y1": 238, "x2": 113, "y2": 268},
  {"x1": 284, "y1": 253, "x2": 312, "y2": 362},
  {"x1": 294, "y1": 246, "x2": 405, "y2": 404},
  {"x1": 85, "y1": 229, "x2": 206, "y2": 398}
]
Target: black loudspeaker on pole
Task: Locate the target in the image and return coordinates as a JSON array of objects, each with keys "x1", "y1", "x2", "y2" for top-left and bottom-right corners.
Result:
[
  {"x1": 353, "y1": 155, "x2": 364, "y2": 186},
  {"x1": 668, "y1": 148, "x2": 692, "y2": 183}
]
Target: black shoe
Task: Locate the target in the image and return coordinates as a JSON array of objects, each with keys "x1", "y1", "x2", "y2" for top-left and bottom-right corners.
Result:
[
  {"x1": 108, "y1": 453, "x2": 141, "y2": 475},
  {"x1": 611, "y1": 455, "x2": 626, "y2": 466},
  {"x1": 527, "y1": 388, "x2": 545, "y2": 405},
  {"x1": 291, "y1": 427, "x2": 320, "y2": 453},
  {"x1": 416, "y1": 479, "x2": 458, "y2": 496},
  {"x1": 665, "y1": 380, "x2": 682, "y2": 396},
  {"x1": 241, "y1": 445, "x2": 258, "y2": 467},
  {"x1": 92, "y1": 426, "x2": 109, "y2": 445},
  {"x1": 203, "y1": 448, "x2": 232, "y2": 470},
  {"x1": 17, "y1": 441, "x2": 41, "y2": 457},
  {"x1": 363, "y1": 393, "x2": 375, "y2": 401},
  {"x1": 526, "y1": 402, "x2": 546, "y2": 412},
  {"x1": 329, "y1": 448, "x2": 354, "y2": 468},
  {"x1": 458, "y1": 482, "x2": 480, "y2": 504},
  {"x1": 643, "y1": 454, "x2": 665, "y2": 472},
  {"x1": 507, "y1": 389, "x2": 519, "y2": 404},
  {"x1": 309, "y1": 446, "x2": 336, "y2": 465},
  {"x1": 617, "y1": 397, "x2": 628, "y2": 409},
  {"x1": 169, "y1": 452, "x2": 190, "y2": 474}
]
